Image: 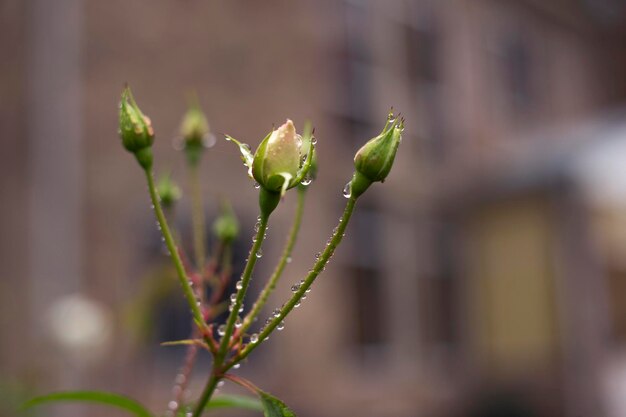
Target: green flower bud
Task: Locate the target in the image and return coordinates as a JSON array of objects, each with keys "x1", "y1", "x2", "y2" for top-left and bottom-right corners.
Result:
[
  {"x1": 212, "y1": 200, "x2": 239, "y2": 243},
  {"x1": 225, "y1": 119, "x2": 315, "y2": 216},
  {"x1": 119, "y1": 87, "x2": 155, "y2": 169},
  {"x1": 351, "y1": 113, "x2": 404, "y2": 198},
  {"x1": 252, "y1": 119, "x2": 301, "y2": 192},
  {"x1": 180, "y1": 97, "x2": 210, "y2": 166},
  {"x1": 156, "y1": 173, "x2": 182, "y2": 209}
]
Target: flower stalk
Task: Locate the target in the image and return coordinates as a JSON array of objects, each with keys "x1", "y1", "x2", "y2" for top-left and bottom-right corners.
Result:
[{"x1": 239, "y1": 186, "x2": 306, "y2": 337}]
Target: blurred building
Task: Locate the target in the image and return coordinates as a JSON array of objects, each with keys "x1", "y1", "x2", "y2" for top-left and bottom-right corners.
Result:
[{"x1": 2, "y1": 1, "x2": 626, "y2": 417}]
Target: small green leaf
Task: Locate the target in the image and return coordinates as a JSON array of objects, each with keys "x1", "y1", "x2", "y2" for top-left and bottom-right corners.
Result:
[
  {"x1": 22, "y1": 391, "x2": 154, "y2": 417},
  {"x1": 203, "y1": 394, "x2": 264, "y2": 411},
  {"x1": 160, "y1": 339, "x2": 206, "y2": 347},
  {"x1": 259, "y1": 391, "x2": 297, "y2": 417},
  {"x1": 225, "y1": 135, "x2": 254, "y2": 171}
]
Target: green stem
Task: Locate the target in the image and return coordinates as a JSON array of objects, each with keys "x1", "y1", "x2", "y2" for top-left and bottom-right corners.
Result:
[
  {"x1": 216, "y1": 214, "x2": 269, "y2": 363},
  {"x1": 193, "y1": 214, "x2": 269, "y2": 416},
  {"x1": 227, "y1": 195, "x2": 357, "y2": 368},
  {"x1": 145, "y1": 169, "x2": 205, "y2": 328},
  {"x1": 239, "y1": 187, "x2": 306, "y2": 336},
  {"x1": 191, "y1": 372, "x2": 219, "y2": 417},
  {"x1": 190, "y1": 164, "x2": 207, "y2": 272}
]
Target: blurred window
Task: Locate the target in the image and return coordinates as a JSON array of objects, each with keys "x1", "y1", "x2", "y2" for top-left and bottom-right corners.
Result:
[
  {"x1": 338, "y1": 0, "x2": 373, "y2": 144},
  {"x1": 498, "y1": 32, "x2": 534, "y2": 117},
  {"x1": 420, "y1": 218, "x2": 461, "y2": 356}
]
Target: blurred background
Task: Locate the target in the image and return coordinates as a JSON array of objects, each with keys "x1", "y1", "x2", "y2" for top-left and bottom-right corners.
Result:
[{"x1": 3, "y1": 0, "x2": 626, "y2": 416}]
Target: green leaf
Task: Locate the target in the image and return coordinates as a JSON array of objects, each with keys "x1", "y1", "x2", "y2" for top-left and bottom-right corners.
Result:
[
  {"x1": 22, "y1": 391, "x2": 154, "y2": 417},
  {"x1": 259, "y1": 391, "x2": 297, "y2": 417},
  {"x1": 225, "y1": 135, "x2": 254, "y2": 171},
  {"x1": 203, "y1": 394, "x2": 264, "y2": 411},
  {"x1": 160, "y1": 338, "x2": 206, "y2": 348}
]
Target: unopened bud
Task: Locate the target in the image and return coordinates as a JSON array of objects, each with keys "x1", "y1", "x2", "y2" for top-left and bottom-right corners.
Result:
[
  {"x1": 212, "y1": 200, "x2": 239, "y2": 243},
  {"x1": 252, "y1": 119, "x2": 301, "y2": 192},
  {"x1": 180, "y1": 97, "x2": 210, "y2": 166},
  {"x1": 119, "y1": 87, "x2": 154, "y2": 169},
  {"x1": 156, "y1": 173, "x2": 182, "y2": 209},
  {"x1": 225, "y1": 119, "x2": 315, "y2": 216},
  {"x1": 351, "y1": 112, "x2": 404, "y2": 198}
]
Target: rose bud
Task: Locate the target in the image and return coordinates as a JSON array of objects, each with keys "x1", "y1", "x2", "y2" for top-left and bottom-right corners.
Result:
[
  {"x1": 212, "y1": 200, "x2": 239, "y2": 243},
  {"x1": 118, "y1": 86, "x2": 155, "y2": 169},
  {"x1": 350, "y1": 113, "x2": 404, "y2": 198},
  {"x1": 180, "y1": 98, "x2": 210, "y2": 166},
  {"x1": 225, "y1": 119, "x2": 315, "y2": 216}
]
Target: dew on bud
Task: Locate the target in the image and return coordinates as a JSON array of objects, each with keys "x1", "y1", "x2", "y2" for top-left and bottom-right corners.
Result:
[{"x1": 342, "y1": 182, "x2": 352, "y2": 198}]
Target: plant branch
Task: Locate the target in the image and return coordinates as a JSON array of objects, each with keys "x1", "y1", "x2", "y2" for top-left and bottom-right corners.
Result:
[
  {"x1": 227, "y1": 195, "x2": 357, "y2": 368},
  {"x1": 145, "y1": 169, "x2": 206, "y2": 329},
  {"x1": 189, "y1": 164, "x2": 207, "y2": 273},
  {"x1": 216, "y1": 214, "x2": 269, "y2": 363},
  {"x1": 238, "y1": 187, "x2": 306, "y2": 337}
]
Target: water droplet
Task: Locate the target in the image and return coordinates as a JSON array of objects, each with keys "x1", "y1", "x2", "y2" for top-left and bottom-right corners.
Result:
[
  {"x1": 250, "y1": 333, "x2": 259, "y2": 343},
  {"x1": 311, "y1": 137, "x2": 318, "y2": 145},
  {"x1": 235, "y1": 316, "x2": 242, "y2": 328},
  {"x1": 302, "y1": 294, "x2": 307, "y2": 300},
  {"x1": 233, "y1": 363, "x2": 241, "y2": 369},
  {"x1": 168, "y1": 401, "x2": 178, "y2": 410},
  {"x1": 175, "y1": 373, "x2": 186, "y2": 384},
  {"x1": 230, "y1": 293, "x2": 237, "y2": 303},
  {"x1": 306, "y1": 287, "x2": 311, "y2": 293},
  {"x1": 256, "y1": 249, "x2": 263, "y2": 258},
  {"x1": 300, "y1": 178, "x2": 312, "y2": 186},
  {"x1": 252, "y1": 235, "x2": 257, "y2": 243},
  {"x1": 254, "y1": 221, "x2": 261, "y2": 232},
  {"x1": 286, "y1": 256, "x2": 292, "y2": 263},
  {"x1": 239, "y1": 305, "x2": 244, "y2": 313},
  {"x1": 236, "y1": 280, "x2": 243, "y2": 290},
  {"x1": 273, "y1": 308, "x2": 281, "y2": 318},
  {"x1": 202, "y1": 133, "x2": 217, "y2": 148},
  {"x1": 225, "y1": 136, "x2": 232, "y2": 141},
  {"x1": 218, "y1": 324, "x2": 226, "y2": 336},
  {"x1": 294, "y1": 301, "x2": 301, "y2": 308},
  {"x1": 315, "y1": 252, "x2": 321, "y2": 261},
  {"x1": 254, "y1": 182, "x2": 260, "y2": 189},
  {"x1": 217, "y1": 381, "x2": 225, "y2": 388},
  {"x1": 277, "y1": 321, "x2": 285, "y2": 331},
  {"x1": 291, "y1": 284, "x2": 300, "y2": 292},
  {"x1": 342, "y1": 182, "x2": 352, "y2": 198}
]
